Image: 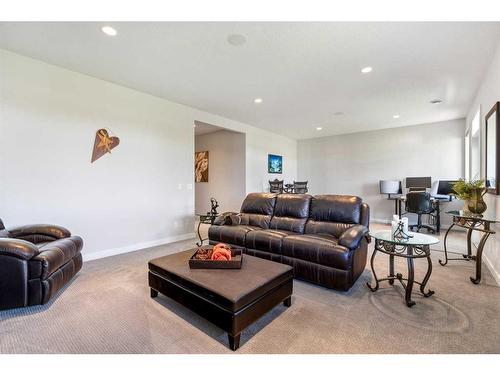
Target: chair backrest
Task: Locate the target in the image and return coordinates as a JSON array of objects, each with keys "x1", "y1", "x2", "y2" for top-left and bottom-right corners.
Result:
[
  {"x1": 269, "y1": 179, "x2": 284, "y2": 194},
  {"x1": 406, "y1": 192, "x2": 433, "y2": 214},
  {"x1": 269, "y1": 194, "x2": 311, "y2": 233},
  {"x1": 305, "y1": 195, "x2": 368, "y2": 237},
  {"x1": 239, "y1": 193, "x2": 277, "y2": 228},
  {"x1": 293, "y1": 181, "x2": 308, "y2": 194}
]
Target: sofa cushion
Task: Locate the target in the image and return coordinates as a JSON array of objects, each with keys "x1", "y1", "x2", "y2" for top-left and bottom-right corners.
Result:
[
  {"x1": 31, "y1": 236, "x2": 83, "y2": 279},
  {"x1": 208, "y1": 225, "x2": 260, "y2": 247},
  {"x1": 304, "y1": 195, "x2": 362, "y2": 237},
  {"x1": 282, "y1": 233, "x2": 352, "y2": 270},
  {"x1": 245, "y1": 229, "x2": 294, "y2": 254},
  {"x1": 269, "y1": 194, "x2": 311, "y2": 233},
  {"x1": 239, "y1": 193, "x2": 277, "y2": 229}
]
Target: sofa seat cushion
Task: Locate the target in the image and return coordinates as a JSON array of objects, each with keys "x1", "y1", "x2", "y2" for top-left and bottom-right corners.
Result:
[
  {"x1": 31, "y1": 236, "x2": 83, "y2": 279},
  {"x1": 208, "y1": 225, "x2": 260, "y2": 247},
  {"x1": 245, "y1": 229, "x2": 295, "y2": 254},
  {"x1": 282, "y1": 234, "x2": 352, "y2": 270}
]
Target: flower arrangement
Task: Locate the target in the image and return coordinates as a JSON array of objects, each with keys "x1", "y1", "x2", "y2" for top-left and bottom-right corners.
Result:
[
  {"x1": 451, "y1": 179, "x2": 485, "y2": 201},
  {"x1": 452, "y1": 179, "x2": 487, "y2": 214}
]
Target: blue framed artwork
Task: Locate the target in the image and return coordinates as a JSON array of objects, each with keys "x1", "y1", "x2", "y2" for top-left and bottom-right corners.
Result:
[{"x1": 268, "y1": 154, "x2": 283, "y2": 174}]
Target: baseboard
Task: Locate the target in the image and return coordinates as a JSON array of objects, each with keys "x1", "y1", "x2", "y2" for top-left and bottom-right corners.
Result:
[
  {"x1": 483, "y1": 253, "x2": 500, "y2": 286},
  {"x1": 82, "y1": 232, "x2": 196, "y2": 262}
]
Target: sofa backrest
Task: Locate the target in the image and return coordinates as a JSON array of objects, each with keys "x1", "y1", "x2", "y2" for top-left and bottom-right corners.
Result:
[
  {"x1": 239, "y1": 193, "x2": 277, "y2": 229},
  {"x1": 305, "y1": 195, "x2": 367, "y2": 237},
  {"x1": 269, "y1": 194, "x2": 311, "y2": 233}
]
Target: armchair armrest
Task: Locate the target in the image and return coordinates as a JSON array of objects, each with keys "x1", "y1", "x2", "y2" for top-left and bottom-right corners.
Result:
[
  {"x1": 8, "y1": 224, "x2": 71, "y2": 242},
  {"x1": 339, "y1": 225, "x2": 369, "y2": 250},
  {"x1": 0, "y1": 238, "x2": 39, "y2": 260}
]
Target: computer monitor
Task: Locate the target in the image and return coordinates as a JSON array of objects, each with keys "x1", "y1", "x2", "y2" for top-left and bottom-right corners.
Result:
[
  {"x1": 437, "y1": 180, "x2": 459, "y2": 195},
  {"x1": 405, "y1": 177, "x2": 432, "y2": 191},
  {"x1": 379, "y1": 180, "x2": 402, "y2": 195}
]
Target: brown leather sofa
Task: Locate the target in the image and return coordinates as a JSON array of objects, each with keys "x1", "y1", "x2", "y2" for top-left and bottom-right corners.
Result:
[
  {"x1": 209, "y1": 193, "x2": 370, "y2": 291},
  {"x1": 0, "y1": 218, "x2": 83, "y2": 310}
]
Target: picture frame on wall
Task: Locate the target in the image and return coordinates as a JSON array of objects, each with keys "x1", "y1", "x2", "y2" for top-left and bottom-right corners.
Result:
[
  {"x1": 195, "y1": 151, "x2": 209, "y2": 182},
  {"x1": 268, "y1": 154, "x2": 283, "y2": 174}
]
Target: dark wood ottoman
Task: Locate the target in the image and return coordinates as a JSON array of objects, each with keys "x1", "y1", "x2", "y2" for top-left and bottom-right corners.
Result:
[{"x1": 148, "y1": 249, "x2": 293, "y2": 351}]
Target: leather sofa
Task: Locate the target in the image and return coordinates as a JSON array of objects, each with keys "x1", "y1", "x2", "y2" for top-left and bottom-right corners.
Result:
[
  {"x1": 0, "y1": 218, "x2": 83, "y2": 310},
  {"x1": 209, "y1": 193, "x2": 370, "y2": 291}
]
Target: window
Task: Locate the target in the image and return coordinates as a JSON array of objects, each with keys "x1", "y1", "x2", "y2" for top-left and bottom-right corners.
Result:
[
  {"x1": 470, "y1": 108, "x2": 481, "y2": 180},
  {"x1": 465, "y1": 131, "x2": 470, "y2": 181}
]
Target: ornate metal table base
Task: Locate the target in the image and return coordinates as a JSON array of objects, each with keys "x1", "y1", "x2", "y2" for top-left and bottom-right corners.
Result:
[
  {"x1": 439, "y1": 213, "x2": 495, "y2": 284},
  {"x1": 367, "y1": 239, "x2": 434, "y2": 307},
  {"x1": 195, "y1": 214, "x2": 219, "y2": 247}
]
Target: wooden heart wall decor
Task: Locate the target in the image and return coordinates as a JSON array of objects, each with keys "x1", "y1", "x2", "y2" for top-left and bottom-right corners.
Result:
[{"x1": 91, "y1": 128, "x2": 120, "y2": 163}]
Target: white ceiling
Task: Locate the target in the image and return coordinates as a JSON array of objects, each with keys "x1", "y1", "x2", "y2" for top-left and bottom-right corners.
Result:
[
  {"x1": 194, "y1": 120, "x2": 231, "y2": 136},
  {"x1": 1, "y1": 22, "x2": 499, "y2": 139}
]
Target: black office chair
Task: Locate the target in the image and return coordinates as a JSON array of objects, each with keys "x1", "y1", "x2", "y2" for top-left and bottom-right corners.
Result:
[
  {"x1": 405, "y1": 192, "x2": 436, "y2": 233},
  {"x1": 293, "y1": 181, "x2": 308, "y2": 194},
  {"x1": 269, "y1": 179, "x2": 284, "y2": 194}
]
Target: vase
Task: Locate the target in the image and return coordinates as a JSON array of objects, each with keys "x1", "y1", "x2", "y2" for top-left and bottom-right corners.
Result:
[{"x1": 466, "y1": 188, "x2": 487, "y2": 214}]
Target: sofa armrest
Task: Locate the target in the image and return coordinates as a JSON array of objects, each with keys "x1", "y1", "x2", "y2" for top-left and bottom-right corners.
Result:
[
  {"x1": 8, "y1": 224, "x2": 71, "y2": 241},
  {"x1": 339, "y1": 225, "x2": 369, "y2": 250},
  {"x1": 213, "y1": 212, "x2": 240, "y2": 226},
  {"x1": 0, "y1": 238, "x2": 39, "y2": 260}
]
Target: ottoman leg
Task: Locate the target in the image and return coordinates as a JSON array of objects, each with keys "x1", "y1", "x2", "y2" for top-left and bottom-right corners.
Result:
[
  {"x1": 150, "y1": 288, "x2": 158, "y2": 298},
  {"x1": 283, "y1": 296, "x2": 292, "y2": 307},
  {"x1": 228, "y1": 333, "x2": 241, "y2": 351}
]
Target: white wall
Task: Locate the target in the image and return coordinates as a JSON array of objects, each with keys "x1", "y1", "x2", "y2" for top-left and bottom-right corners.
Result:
[
  {"x1": 0, "y1": 49, "x2": 297, "y2": 260},
  {"x1": 466, "y1": 39, "x2": 500, "y2": 285},
  {"x1": 298, "y1": 119, "x2": 465, "y2": 224},
  {"x1": 195, "y1": 130, "x2": 246, "y2": 213}
]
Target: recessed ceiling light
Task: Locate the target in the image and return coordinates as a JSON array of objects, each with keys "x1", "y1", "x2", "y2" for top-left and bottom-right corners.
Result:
[
  {"x1": 316, "y1": 127, "x2": 323, "y2": 131},
  {"x1": 101, "y1": 26, "x2": 117, "y2": 36},
  {"x1": 361, "y1": 66, "x2": 373, "y2": 74},
  {"x1": 393, "y1": 114, "x2": 400, "y2": 119},
  {"x1": 430, "y1": 98, "x2": 444, "y2": 104},
  {"x1": 227, "y1": 34, "x2": 246, "y2": 46},
  {"x1": 254, "y1": 98, "x2": 263, "y2": 104}
]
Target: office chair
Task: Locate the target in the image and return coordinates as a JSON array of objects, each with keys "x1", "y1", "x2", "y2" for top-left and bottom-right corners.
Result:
[
  {"x1": 269, "y1": 179, "x2": 284, "y2": 194},
  {"x1": 293, "y1": 181, "x2": 308, "y2": 194},
  {"x1": 405, "y1": 192, "x2": 436, "y2": 233}
]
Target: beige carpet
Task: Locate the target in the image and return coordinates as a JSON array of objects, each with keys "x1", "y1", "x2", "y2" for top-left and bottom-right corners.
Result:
[{"x1": 1, "y1": 223, "x2": 500, "y2": 354}]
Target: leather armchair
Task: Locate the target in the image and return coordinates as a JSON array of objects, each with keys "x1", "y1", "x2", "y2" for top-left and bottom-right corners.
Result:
[{"x1": 0, "y1": 219, "x2": 83, "y2": 310}]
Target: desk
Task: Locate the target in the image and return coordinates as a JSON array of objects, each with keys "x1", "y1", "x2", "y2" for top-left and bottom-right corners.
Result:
[
  {"x1": 439, "y1": 210, "x2": 498, "y2": 284},
  {"x1": 367, "y1": 230, "x2": 438, "y2": 307},
  {"x1": 388, "y1": 195, "x2": 454, "y2": 233}
]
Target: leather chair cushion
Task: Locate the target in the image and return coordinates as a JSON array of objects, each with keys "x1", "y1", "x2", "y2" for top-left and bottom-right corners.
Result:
[
  {"x1": 239, "y1": 213, "x2": 271, "y2": 229},
  {"x1": 208, "y1": 225, "x2": 260, "y2": 247},
  {"x1": 269, "y1": 194, "x2": 311, "y2": 233},
  {"x1": 245, "y1": 229, "x2": 294, "y2": 254},
  {"x1": 304, "y1": 221, "x2": 354, "y2": 238},
  {"x1": 282, "y1": 233, "x2": 352, "y2": 270},
  {"x1": 240, "y1": 193, "x2": 277, "y2": 215},
  {"x1": 309, "y1": 195, "x2": 362, "y2": 224},
  {"x1": 31, "y1": 236, "x2": 83, "y2": 279}
]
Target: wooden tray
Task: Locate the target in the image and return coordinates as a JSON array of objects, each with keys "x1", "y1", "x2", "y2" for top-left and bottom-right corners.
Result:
[{"x1": 189, "y1": 247, "x2": 243, "y2": 269}]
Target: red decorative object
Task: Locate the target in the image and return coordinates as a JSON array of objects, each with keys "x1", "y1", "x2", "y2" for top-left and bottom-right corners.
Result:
[{"x1": 211, "y1": 243, "x2": 232, "y2": 261}]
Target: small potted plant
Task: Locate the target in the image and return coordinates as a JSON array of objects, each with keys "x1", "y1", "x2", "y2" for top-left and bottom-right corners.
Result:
[{"x1": 451, "y1": 179, "x2": 487, "y2": 214}]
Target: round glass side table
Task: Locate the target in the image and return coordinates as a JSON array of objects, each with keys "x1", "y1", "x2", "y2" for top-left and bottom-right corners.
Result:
[{"x1": 367, "y1": 230, "x2": 439, "y2": 307}]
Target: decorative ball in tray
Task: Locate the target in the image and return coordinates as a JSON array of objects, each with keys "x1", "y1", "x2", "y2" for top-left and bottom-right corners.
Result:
[{"x1": 189, "y1": 243, "x2": 243, "y2": 269}]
